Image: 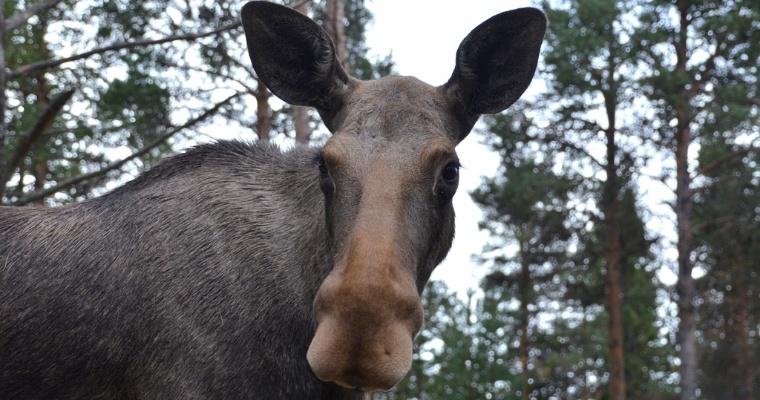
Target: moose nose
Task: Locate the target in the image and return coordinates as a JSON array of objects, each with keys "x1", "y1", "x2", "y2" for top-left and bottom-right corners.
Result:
[{"x1": 306, "y1": 268, "x2": 424, "y2": 391}]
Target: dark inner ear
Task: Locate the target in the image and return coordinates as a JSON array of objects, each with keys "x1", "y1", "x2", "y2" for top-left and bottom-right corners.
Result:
[
  {"x1": 241, "y1": 1, "x2": 351, "y2": 116},
  {"x1": 443, "y1": 7, "x2": 547, "y2": 141}
]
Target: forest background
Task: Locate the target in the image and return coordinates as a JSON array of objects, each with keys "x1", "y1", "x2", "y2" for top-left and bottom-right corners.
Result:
[{"x1": 1, "y1": 0, "x2": 757, "y2": 399}]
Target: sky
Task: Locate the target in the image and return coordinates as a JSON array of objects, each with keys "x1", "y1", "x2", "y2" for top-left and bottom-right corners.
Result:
[{"x1": 363, "y1": 0, "x2": 535, "y2": 296}]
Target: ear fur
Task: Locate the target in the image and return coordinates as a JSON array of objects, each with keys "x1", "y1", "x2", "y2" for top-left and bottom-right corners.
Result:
[
  {"x1": 442, "y1": 8, "x2": 547, "y2": 142},
  {"x1": 241, "y1": 1, "x2": 353, "y2": 128}
]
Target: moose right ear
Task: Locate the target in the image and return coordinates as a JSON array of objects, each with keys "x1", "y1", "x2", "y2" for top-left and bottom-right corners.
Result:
[
  {"x1": 241, "y1": 1, "x2": 353, "y2": 128},
  {"x1": 442, "y1": 7, "x2": 546, "y2": 142}
]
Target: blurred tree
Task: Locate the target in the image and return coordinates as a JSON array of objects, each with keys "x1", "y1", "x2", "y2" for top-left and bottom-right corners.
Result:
[
  {"x1": 634, "y1": 1, "x2": 760, "y2": 398},
  {"x1": 693, "y1": 139, "x2": 759, "y2": 399},
  {"x1": 313, "y1": 0, "x2": 393, "y2": 81},
  {"x1": 466, "y1": 0, "x2": 681, "y2": 396},
  {"x1": 539, "y1": 0, "x2": 646, "y2": 397},
  {"x1": 377, "y1": 281, "x2": 513, "y2": 400},
  {"x1": 576, "y1": 188, "x2": 675, "y2": 399},
  {"x1": 0, "y1": 0, "x2": 393, "y2": 205},
  {"x1": 1, "y1": 0, "x2": 244, "y2": 205},
  {"x1": 470, "y1": 105, "x2": 670, "y2": 398},
  {"x1": 292, "y1": 1, "x2": 312, "y2": 144},
  {"x1": 472, "y1": 145, "x2": 574, "y2": 399}
]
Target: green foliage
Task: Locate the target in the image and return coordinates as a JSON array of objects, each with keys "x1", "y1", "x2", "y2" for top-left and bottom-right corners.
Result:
[
  {"x1": 387, "y1": 282, "x2": 522, "y2": 400},
  {"x1": 472, "y1": 109, "x2": 670, "y2": 398},
  {"x1": 634, "y1": 0, "x2": 760, "y2": 142},
  {"x1": 3, "y1": 0, "x2": 225, "y2": 203},
  {"x1": 1, "y1": 0, "x2": 392, "y2": 204},
  {"x1": 410, "y1": 1, "x2": 681, "y2": 398},
  {"x1": 693, "y1": 140, "x2": 760, "y2": 399}
]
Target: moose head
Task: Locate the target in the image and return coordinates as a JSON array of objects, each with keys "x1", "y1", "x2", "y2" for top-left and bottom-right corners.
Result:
[{"x1": 241, "y1": 1, "x2": 546, "y2": 391}]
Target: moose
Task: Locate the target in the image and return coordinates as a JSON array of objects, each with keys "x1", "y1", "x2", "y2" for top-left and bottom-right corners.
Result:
[{"x1": 0, "y1": 2, "x2": 545, "y2": 398}]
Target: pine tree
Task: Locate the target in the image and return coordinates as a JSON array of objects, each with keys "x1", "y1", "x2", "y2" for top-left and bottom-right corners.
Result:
[
  {"x1": 633, "y1": 1, "x2": 760, "y2": 397},
  {"x1": 1, "y1": 0, "x2": 245, "y2": 204},
  {"x1": 382, "y1": 281, "x2": 506, "y2": 400},
  {"x1": 1, "y1": 0, "x2": 393, "y2": 205},
  {"x1": 293, "y1": 0, "x2": 393, "y2": 144},
  {"x1": 693, "y1": 139, "x2": 759, "y2": 399},
  {"x1": 471, "y1": 110, "x2": 578, "y2": 399},
  {"x1": 539, "y1": 1, "x2": 646, "y2": 396}
]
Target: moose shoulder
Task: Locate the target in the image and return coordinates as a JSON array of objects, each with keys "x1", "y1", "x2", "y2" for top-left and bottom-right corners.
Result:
[{"x1": 0, "y1": 2, "x2": 545, "y2": 399}]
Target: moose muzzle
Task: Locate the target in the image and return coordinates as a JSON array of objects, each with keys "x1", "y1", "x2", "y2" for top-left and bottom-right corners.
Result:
[{"x1": 307, "y1": 232, "x2": 424, "y2": 391}]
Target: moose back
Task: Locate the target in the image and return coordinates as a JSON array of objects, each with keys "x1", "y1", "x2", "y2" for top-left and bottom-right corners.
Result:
[{"x1": 0, "y1": 2, "x2": 546, "y2": 398}]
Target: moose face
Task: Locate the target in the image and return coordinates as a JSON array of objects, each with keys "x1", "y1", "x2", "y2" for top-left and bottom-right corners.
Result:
[
  {"x1": 241, "y1": 1, "x2": 546, "y2": 391},
  {"x1": 307, "y1": 77, "x2": 461, "y2": 390}
]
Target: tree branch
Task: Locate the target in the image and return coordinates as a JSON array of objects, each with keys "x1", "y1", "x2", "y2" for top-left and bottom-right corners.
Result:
[
  {"x1": 9, "y1": 22, "x2": 242, "y2": 79},
  {"x1": 692, "y1": 174, "x2": 747, "y2": 197},
  {"x1": 536, "y1": 134, "x2": 606, "y2": 170},
  {"x1": 573, "y1": 115, "x2": 604, "y2": 133},
  {"x1": 0, "y1": 88, "x2": 75, "y2": 189},
  {"x1": 182, "y1": 66, "x2": 256, "y2": 95},
  {"x1": 292, "y1": 0, "x2": 311, "y2": 10},
  {"x1": 11, "y1": 92, "x2": 242, "y2": 205},
  {"x1": 4, "y1": 0, "x2": 65, "y2": 34},
  {"x1": 694, "y1": 146, "x2": 756, "y2": 178},
  {"x1": 691, "y1": 215, "x2": 739, "y2": 234}
]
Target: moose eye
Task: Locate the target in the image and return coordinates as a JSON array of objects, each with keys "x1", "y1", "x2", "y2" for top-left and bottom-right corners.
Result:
[
  {"x1": 317, "y1": 156, "x2": 329, "y2": 176},
  {"x1": 442, "y1": 162, "x2": 460, "y2": 183}
]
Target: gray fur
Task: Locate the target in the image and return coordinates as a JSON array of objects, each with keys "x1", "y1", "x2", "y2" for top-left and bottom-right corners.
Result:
[{"x1": 0, "y1": 143, "x2": 356, "y2": 399}]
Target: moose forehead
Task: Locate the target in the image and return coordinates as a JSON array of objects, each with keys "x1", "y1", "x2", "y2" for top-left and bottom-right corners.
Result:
[
  {"x1": 336, "y1": 75, "x2": 457, "y2": 142},
  {"x1": 322, "y1": 131, "x2": 456, "y2": 184}
]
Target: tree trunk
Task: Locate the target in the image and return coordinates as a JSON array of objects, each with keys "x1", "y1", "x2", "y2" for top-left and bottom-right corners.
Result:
[
  {"x1": 26, "y1": 16, "x2": 52, "y2": 205},
  {"x1": 604, "y1": 208, "x2": 626, "y2": 400},
  {"x1": 294, "y1": 106, "x2": 311, "y2": 144},
  {"x1": 728, "y1": 255, "x2": 753, "y2": 400},
  {"x1": 292, "y1": 0, "x2": 347, "y2": 144},
  {"x1": 737, "y1": 289, "x2": 754, "y2": 400},
  {"x1": 415, "y1": 358, "x2": 424, "y2": 400},
  {"x1": 602, "y1": 54, "x2": 626, "y2": 400},
  {"x1": 293, "y1": 1, "x2": 312, "y2": 144},
  {"x1": 674, "y1": 2, "x2": 697, "y2": 399},
  {"x1": 254, "y1": 77, "x2": 271, "y2": 142},
  {"x1": 675, "y1": 71, "x2": 698, "y2": 400},
  {"x1": 32, "y1": 161, "x2": 46, "y2": 204},
  {"x1": 323, "y1": 0, "x2": 348, "y2": 69},
  {"x1": 518, "y1": 240, "x2": 531, "y2": 400}
]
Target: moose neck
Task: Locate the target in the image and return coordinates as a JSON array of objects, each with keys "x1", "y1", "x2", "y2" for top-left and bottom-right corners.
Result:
[
  {"x1": 218, "y1": 143, "x2": 337, "y2": 302},
  {"x1": 99, "y1": 141, "x2": 337, "y2": 305}
]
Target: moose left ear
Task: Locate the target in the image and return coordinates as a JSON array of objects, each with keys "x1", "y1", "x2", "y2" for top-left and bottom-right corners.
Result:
[
  {"x1": 241, "y1": 1, "x2": 353, "y2": 130},
  {"x1": 442, "y1": 8, "x2": 547, "y2": 142}
]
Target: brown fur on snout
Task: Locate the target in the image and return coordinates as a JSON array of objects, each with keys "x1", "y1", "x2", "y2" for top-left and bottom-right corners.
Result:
[
  {"x1": 307, "y1": 268, "x2": 423, "y2": 391},
  {"x1": 307, "y1": 164, "x2": 425, "y2": 391}
]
